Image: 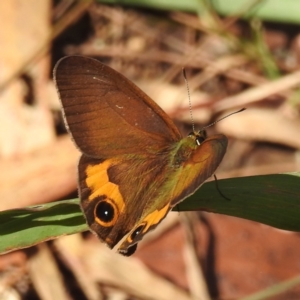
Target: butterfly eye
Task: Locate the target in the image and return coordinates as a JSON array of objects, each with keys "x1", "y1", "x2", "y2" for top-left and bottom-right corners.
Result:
[
  {"x1": 188, "y1": 131, "x2": 207, "y2": 145},
  {"x1": 195, "y1": 135, "x2": 205, "y2": 145},
  {"x1": 94, "y1": 198, "x2": 119, "y2": 227}
]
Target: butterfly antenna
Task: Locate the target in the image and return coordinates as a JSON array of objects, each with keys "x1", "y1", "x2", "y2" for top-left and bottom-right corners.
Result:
[
  {"x1": 202, "y1": 107, "x2": 246, "y2": 130},
  {"x1": 183, "y1": 68, "x2": 195, "y2": 133}
]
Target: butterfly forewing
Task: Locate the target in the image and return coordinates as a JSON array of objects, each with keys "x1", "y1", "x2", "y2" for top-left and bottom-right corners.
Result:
[
  {"x1": 169, "y1": 134, "x2": 228, "y2": 206},
  {"x1": 54, "y1": 56, "x2": 181, "y2": 158}
]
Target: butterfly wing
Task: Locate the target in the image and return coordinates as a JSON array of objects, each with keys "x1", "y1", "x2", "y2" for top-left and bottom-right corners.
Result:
[
  {"x1": 78, "y1": 150, "x2": 171, "y2": 255},
  {"x1": 54, "y1": 56, "x2": 181, "y2": 158},
  {"x1": 118, "y1": 134, "x2": 228, "y2": 254},
  {"x1": 169, "y1": 134, "x2": 228, "y2": 206}
]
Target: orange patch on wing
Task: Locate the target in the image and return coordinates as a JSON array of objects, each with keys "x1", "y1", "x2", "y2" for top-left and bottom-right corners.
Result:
[
  {"x1": 142, "y1": 203, "x2": 170, "y2": 233},
  {"x1": 85, "y1": 160, "x2": 125, "y2": 213}
]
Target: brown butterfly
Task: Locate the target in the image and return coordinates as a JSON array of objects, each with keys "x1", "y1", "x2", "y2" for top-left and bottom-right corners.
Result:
[{"x1": 54, "y1": 56, "x2": 227, "y2": 256}]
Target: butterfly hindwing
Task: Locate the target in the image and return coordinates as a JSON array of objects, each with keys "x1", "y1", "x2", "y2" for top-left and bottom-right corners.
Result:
[{"x1": 78, "y1": 149, "x2": 172, "y2": 251}]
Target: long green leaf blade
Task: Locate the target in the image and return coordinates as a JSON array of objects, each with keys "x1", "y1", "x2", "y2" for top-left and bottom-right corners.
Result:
[
  {"x1": 0, "y1": 199, "x2": 87, "y2": 254},
  {"x1": 176, "y1": 173, "x2": 300, "y2": 231}
]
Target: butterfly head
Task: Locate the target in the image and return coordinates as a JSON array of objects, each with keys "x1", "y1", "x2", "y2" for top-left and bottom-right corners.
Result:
[{"x1": 188, "y1": 130, "x2": 207, "y2": 146}]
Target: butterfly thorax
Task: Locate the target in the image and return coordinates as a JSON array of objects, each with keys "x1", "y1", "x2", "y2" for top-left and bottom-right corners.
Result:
[{"x1": 169, "y1": 130, "x2": 206, "y2": 167}]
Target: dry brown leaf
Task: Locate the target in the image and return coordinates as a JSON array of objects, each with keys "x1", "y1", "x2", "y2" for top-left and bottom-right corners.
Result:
[
  {"x1": 0, "y1": 136, "x2": 79, "y2": 210},
  {"x1": 83, "y1": 243, "x2": 194, "y2": 300},
  {"x1": 28, "y1": 244, "x2": 70, "y2": 300},
  {"x1": 55, "y1": 235, "x2": 103, "y2": 300}
]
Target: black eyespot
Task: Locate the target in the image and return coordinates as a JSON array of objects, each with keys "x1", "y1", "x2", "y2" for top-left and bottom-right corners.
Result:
[
  {"x1": 94, "y1": 197, "x2": 119, "y2": 227},
  {"x1": 121, "y1": 244, "x2": 138, "y2": 256},
  {"x1": 130, "y1": 224, "x2": 145, "y2": 241},
  {"x1": 95, "y1": 200, "x2": 114, "y2": 223}
]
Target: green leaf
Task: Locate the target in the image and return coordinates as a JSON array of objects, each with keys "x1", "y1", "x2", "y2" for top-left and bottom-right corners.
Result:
[
  {"x1": 98, "y1": 0, "x2": 300, "y2": 25},
  {"x1": 0, "y1": 173, "x2": 299, "y2": 254},
  {"x1": 175, "y1": 173, "x2": 300, "y2": 231},
  {"x1": 0, "y1": 199, "x2": 87, "y2": 254}
]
